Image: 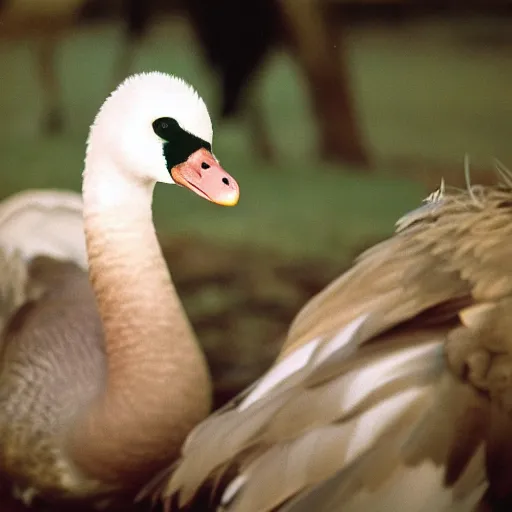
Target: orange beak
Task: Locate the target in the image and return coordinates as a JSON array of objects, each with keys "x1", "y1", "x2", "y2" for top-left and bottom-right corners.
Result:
[{"x1": 170, "y1": 148, "x2": 239, "y2": 206}]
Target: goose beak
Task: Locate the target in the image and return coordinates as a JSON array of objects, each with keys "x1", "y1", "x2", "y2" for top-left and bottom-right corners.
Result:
[{"x1": 171, "y1": 148, "x2": 240, "y2": 206}]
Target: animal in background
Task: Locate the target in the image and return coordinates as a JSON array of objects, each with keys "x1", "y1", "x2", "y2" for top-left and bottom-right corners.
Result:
[
  {"x1": 0, "y1": 0, "x2": 368, "y2": 165},
  {"x1": 116, "y1": 0, "x2": 283, "y2": 162}
]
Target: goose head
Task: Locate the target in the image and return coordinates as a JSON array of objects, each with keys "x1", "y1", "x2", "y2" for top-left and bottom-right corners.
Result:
[{"x1": 85, "y1": 71, "x2": 239, "y2": 206}]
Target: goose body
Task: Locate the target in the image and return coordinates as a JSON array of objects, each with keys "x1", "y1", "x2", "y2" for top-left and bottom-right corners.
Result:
[
  {"x1": 154, "y1": 176, "x2": 512, "y2": 511},
  {"x1": 0, "y1": 72, "x2": 239, "y2": 507}
]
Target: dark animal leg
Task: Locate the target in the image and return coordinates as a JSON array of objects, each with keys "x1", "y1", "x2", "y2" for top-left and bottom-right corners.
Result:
[
  {"x1": 112, "y1": 0, "x2": 151, "y2": 86},
  {"x1": 111, "y1": 35, "x2": 139, "y2": 86},
  {"x1": 280, "y1": 0, "x2": 369, "y2": 168},
  {"x1": 185, "y1": 0, "x2": 279, "y2": 163},
  {"x1": 245, "y1": 87, "x2": 275, "y2": 163},
  {"x1": 37, "y1": 36, "x2": 64, "y2": 135}
]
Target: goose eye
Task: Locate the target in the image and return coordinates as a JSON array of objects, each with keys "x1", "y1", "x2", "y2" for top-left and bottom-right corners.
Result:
[{"x1": 152, "y1": 117, "x2": 179, "y2": 140}]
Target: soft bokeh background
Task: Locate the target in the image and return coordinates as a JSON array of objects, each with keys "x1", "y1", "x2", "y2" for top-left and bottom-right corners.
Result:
[
  {"x1": 0, "y1": 0, "x2": 511, "y2": 423},
  {"x1": 1, "y1": 1, "x2": 511, "y2": 510}
]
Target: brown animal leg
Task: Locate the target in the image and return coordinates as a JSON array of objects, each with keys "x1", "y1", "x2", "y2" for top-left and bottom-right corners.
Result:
[
  {"x1": 245, "y1": 86, "x2": 276, "y2": 163},
  {"x1": 37, "y1": 36, "x2": 64, "y2": 135},
  {"x1": 280, "y1": 0, "x2": 369, "y2": 168}
]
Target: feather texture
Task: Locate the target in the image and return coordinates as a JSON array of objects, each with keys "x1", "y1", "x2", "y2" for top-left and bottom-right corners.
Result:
[
  {"x1": 148, "y1": 180, "x2": 512, "y2": 511},
  {"x1": 0, "y1": 190, "x2": 86, "y2": 334}
]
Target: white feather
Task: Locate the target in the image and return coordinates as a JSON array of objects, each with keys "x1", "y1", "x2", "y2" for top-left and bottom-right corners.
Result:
[
  {"x1": 238, "y1": 338, "x2": 321, "y2": 411},
  {"x1": 239, "y1": 314, "x2": 375, "y2": 412},
  {"x1": 311, "y1": 313, "x2": 374, "y2": 368},
  {"x1": 342, "y1": 341, "x2": 441, "y2": 411},
  {"x1": 0, "y1": 189, "x2": 86, "y2": 268}
]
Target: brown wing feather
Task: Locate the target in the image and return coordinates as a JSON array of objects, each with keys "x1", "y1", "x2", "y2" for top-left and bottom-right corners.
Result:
[{"x1": 150, "y1": 184, "x2": 512, "y2": 511}]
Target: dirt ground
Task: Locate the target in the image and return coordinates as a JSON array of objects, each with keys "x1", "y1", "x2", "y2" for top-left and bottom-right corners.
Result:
[{"x1": 160, "y1": 233, "x2": 378, "y2": 409}]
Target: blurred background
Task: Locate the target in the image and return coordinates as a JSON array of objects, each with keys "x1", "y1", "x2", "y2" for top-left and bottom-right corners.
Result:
[{"x1": 0, "y1": 0, "x2": 511, "y2": 410}]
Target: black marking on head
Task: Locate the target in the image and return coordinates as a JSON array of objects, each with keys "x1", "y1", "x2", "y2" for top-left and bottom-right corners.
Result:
[{"x1": 152, "y1": 117, "x2": 211, "y2": 170}]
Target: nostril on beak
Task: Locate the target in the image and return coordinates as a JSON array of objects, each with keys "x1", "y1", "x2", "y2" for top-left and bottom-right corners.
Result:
[
  {"x1": 222, "y1": 177, "x2": 230, "y2": 185},
  {"x1": 201, "y1": 162, "x2": 210, "y2": 170}
]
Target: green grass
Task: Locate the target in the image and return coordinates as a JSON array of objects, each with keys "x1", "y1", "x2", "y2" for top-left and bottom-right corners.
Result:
[
  {"x1": 0, "y1": 15, "x2": 510, "y2": 260},
  {"x1": 0, "y1": 130, "x2": 424, "y2": 260}
]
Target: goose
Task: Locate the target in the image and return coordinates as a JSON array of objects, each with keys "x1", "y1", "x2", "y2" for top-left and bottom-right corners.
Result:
[
  {"x1": 151, "y1": 168, "x2": 512, "y2": 511},
  {"x1": 0, "y1": 71, "x2": 239, "y2": 508}
]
